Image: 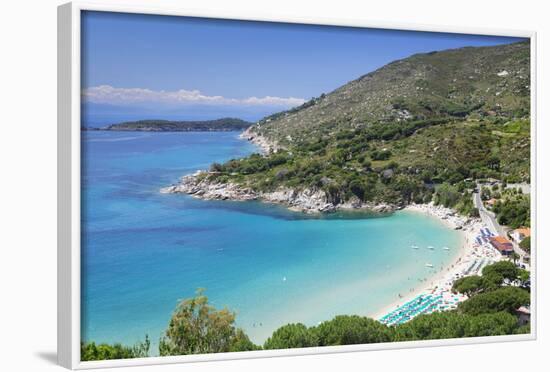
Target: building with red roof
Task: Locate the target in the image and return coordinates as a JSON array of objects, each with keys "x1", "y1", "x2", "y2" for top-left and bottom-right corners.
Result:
[{"x1": 489, "y1": 236, "x2": 514, "y2": 256}]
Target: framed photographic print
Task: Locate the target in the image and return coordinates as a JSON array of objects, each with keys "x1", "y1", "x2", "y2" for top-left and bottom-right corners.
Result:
[{"x1": 57, "y1": 1, "x2": 536, "y2": 369}]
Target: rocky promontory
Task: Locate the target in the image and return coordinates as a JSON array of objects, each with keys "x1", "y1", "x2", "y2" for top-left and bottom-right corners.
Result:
[
  {"x1": 239, "y1": 127, "x2": 282, "y2": 154},
  {"x1": 161, "y1": 171, "x2": 397, "y2": 214}
]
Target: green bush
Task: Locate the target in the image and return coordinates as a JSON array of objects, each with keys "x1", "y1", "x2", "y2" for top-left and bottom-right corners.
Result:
[
  {"x1": 81, "y1": 336, "x2": 150, "y2": 361},
  {"x1": 452, "y1": 276, "x2": 486, "y2": 297},
  {"x1": 159, "y1": 289, "x2": 245, "y2": 356},
  {"x1": 393, "y1": 311, "x2": 469, "y2": 341},
  {"x1": 314, "y1": 315, "x2": 392, "y2": 346},
  {"x1": 458, "y1": 287, "x2": 530, "y2": 316},
  {"x1": 370, "y1": 149, "x2": 392, "y2": 160},
  {"x1": 481, "y1": 261, "x2": 527, "y2": 287},
  {"x1": 434, "y1": 183, "x2": 461, "y2": 208},
  {"x1": 493, "y1": 196, "x2": 530, "y2": 228},
  {"x1": 520, "y1": 236, "x2": 531, "y2": 253},
  {"x1": 229, "y1": 329, "x2": 261, "y2": 352},
  {"x1": 263, "y1": 323, "x2": 317, "y2": 350},
  {"x1": 463, "y1": 312, "x2": 518, "y2": 337}
]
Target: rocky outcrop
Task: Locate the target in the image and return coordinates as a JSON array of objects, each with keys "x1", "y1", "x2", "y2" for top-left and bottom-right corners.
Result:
[
  {"x1": 263, "y1": 187, "x2": 335, "y2": 213},
  {"x1": 239, "y1": 127, "x2": 282, "y2": 154},
  {"x1": 161, "y1": 171, "x2": 398, "y2": 214},
  {"x1": 160, "y1": 172, "x2": 258, "y2": 201}
]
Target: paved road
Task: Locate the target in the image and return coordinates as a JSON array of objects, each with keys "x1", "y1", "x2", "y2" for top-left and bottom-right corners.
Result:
[
  {"x1": 473, "y1": 189, "x2": 528, "y2": 263},
  {"x1": 473, "y1": 191, "x2": 505, "y2": 236}
]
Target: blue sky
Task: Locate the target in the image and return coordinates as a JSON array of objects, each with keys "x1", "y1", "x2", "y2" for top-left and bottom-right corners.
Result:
[{"x1": 81, "y1": 11, "x2": 524, "y2": 125}]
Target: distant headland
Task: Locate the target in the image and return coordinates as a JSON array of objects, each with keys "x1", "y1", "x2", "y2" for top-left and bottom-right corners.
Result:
[{"x1": 83, "y1": 118, "x2": 252, "y2": 132}]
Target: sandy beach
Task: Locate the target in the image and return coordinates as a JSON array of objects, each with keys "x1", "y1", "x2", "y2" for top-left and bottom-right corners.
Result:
[{"x1": 370, "y1": 202, "x2": 503, "y2": 321}]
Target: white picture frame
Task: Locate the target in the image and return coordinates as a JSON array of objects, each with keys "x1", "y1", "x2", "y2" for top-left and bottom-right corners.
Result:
[{"x1": 57, "y1": 1, "x2": 537, "y2": 369}]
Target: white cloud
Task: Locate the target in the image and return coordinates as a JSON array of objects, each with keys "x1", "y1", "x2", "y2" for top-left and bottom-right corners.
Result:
[{"x1": 83, "y1": 85, "x2": 306, "y2": 108}]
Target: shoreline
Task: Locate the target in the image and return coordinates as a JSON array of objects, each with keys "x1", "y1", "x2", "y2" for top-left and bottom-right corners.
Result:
[
  {"x1": 162, "y1": 128, "x2": 397, "y2": 214},
  {"x1": 239, "y1": 126, "x2": 280, "y2": 154},
  {"x1": 370, "y1": 202, "x2": 502, "y2": 321},
  {"x1": 161, "y1": 173, "x2": 397, "y2": 214},
  {"x1": 160, "y1": 131, "x2": 504, "y2": 324},
  {"x1": 161, "y1": 166, "x2": 503, "y2": 324}
]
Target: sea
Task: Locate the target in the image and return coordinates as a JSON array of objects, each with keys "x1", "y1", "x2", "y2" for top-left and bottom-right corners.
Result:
[{"x1": 81, "y1": 130, "x2": 462, "y2": 350}]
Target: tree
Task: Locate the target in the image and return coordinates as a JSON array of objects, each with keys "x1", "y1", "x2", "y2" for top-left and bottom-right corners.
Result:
[
  {"x1": 393, "y1": 311, "x2": 468, "y2": 341},
  {"x1": 229, "y1": 329, "x2": 261, "y2": 352},
  {"x1": 517, "y1": 269, "x2": 531, "y2": 288},
  {"x1": 458, "y1": 287, "x2": 530, "y2": 316},
  {"x1": 452, "y1": 275, "x2": 486, "y2": 297},
  {"x1": 492, "y1": 196, "x2": 530, "y2": 229},
  {"x1": 263, "y1": 323, "x2": 317, "y2": 350},
  {"x1": 454, "y1": 260, "x2": 531, "y2": 296},
  {"x1": 314, "y1": 315, "x2": 392, "y2": 346},
  {"x1": 515, "y1": 324, "x2": 531, "y2": 335},
  {"x1": 481, "y1": 187, "x2": 491, "y2": 201},
  {"x1": 481, "y1": 261, "x2": 521, "y2": 286},
  {"x1": 463, "y1": 312, "x2": 518, "y2": 337},
  {"x1": 455, "y1": 194, "x2": 478, "y2": 217},
  {"x1": 519, "y1": 236, "x2": 531, "y2": 254},
  {"x1": 348, "y1": 179, "x2": 366, "y2": 200},
  {"x1": 81, "y1": 336, "x2": 150, "y2": 361},
  {"x1": 325, "y1": 183, "x2": 342, "y2": 204},
  {"x1": 434, "y1": 183, "x2": 461, "y2": 208},
  {"x1": 510, "y1": 252, "x2": 520, "y2": 265},
  {"x1": 392, "y1": 175, "x2": 422, "y2": 204},
  {"x1": 393, "y1": 310, "x2": 521, "y2": 341},
  {"x1": 159, "y1": 289, "x2": 246, "y2": 356},
  {"x1": 486, "y1": 155, "x2": 501, "y2": 170}
]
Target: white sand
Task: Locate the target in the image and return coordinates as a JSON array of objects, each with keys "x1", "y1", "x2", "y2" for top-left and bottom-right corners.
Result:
[{"x1": 370, "y1": 202, "x2": 503, "y2": 321}]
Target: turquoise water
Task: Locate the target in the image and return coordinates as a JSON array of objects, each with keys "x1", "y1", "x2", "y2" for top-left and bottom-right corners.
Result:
[{"x1": 81, "y1": 131, "x2": 462, "y2": 349}]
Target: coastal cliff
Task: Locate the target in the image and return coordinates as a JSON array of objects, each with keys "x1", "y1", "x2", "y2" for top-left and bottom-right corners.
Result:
[
  {"x1": 239, "y1": 127, "x2": 282, "y2": 154},
  {"x1": 161, "y1": 171, "x2": 396, "y2": 214}
]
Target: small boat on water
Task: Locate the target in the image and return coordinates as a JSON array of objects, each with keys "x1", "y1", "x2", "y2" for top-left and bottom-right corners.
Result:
[
  {"x1": 427, "y1": 246, "x2": 435, "y2": 250},
  {"x1": 443, "y1": 246, "x2": 450, "y2": 250},
  {"x1": 411, "y1": 245, "x2": 419, "y2": 249},
  {"x1": 425, "y1": 263, "x2": 434, "y2": 268}
]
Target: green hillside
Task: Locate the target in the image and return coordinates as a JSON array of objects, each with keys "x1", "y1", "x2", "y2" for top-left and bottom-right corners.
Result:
[
  {"x1": 198, "y1": 41, "x2": 531, "y2": 212},
  {"x1": 253, "y1": 41, "x2": 530, "y2": 146}
]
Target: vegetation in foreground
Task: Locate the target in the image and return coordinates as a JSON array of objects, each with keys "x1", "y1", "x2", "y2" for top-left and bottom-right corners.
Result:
[
  {"x1": 81, "y1": 262, "x2": 530, "y2": 361},
  {"x1": 81, "y1": 336, "x2": 150, "y2": 361}
]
